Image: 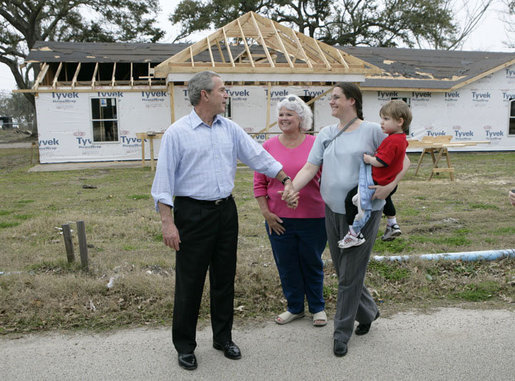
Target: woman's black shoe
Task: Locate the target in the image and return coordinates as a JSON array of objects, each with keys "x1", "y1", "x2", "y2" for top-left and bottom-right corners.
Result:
[{"x1": 355, "y1": 311, "x2": 380, "y2": 335}]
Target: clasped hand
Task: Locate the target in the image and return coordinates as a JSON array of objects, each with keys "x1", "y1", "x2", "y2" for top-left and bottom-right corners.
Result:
[{"x1": 280, "y1": 182, "x2": 299, "y2": 208}]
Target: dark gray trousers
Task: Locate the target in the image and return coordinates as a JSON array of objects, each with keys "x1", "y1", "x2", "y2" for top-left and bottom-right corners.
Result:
[{"x1": 325, "y1": 205, "x2": 381, "y2": 343}]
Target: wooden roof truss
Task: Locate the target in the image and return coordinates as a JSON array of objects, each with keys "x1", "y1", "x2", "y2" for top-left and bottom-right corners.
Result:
[
  {"x1": 30, "y1": 60, "x2": 165, "y2": 92},
  {"x1": 155, "y1": 11, "x2": 380, "y2": 77}
]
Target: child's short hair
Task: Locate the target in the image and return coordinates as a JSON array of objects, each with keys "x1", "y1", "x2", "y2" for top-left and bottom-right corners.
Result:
[{"x1": 380, "y1": 100, "x2": 412, "y2": 133}]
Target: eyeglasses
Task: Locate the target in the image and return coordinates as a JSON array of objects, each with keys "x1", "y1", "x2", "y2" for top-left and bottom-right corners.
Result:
[{"x1": 280, "y1": 96, "x2": 298, "y2": 102}]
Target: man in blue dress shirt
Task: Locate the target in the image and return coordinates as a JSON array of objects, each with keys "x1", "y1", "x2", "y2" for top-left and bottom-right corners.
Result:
[{"x1": 151, "y1": 71, "x2": 293, "y2": 371}]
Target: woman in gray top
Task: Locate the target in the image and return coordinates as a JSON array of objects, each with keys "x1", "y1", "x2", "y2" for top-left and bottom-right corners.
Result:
[{"x1": 283, "y1": 82, "x2": 410, "y2": 357}]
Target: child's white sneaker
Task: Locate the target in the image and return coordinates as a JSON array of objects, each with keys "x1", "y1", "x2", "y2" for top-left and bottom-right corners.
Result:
[{"x1": 338, "y1": 232, "x2": 366, "y2": 249}]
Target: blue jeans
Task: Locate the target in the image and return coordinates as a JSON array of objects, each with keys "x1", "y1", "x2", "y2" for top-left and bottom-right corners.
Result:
[
  {"x1": 351, "y1": 161, "x2": 375, "y2": 233},
  {"x1": 266, "y1": 218, "x2": 327, "y2": 314}
]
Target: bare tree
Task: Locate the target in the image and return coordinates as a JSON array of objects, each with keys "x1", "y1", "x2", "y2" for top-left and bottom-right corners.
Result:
[
  {"x1": 0, "y1": 0, "x2": 163, "y2": 134},
  {"x1": 500, "y1": 0, "x2": 515, "y2": 47},
  {"x1": 447, "y1": 0, "x2": 495, "y2": 50},
  {"x1": 170, "y1": 0, "x2": 494, "y2": 49}
]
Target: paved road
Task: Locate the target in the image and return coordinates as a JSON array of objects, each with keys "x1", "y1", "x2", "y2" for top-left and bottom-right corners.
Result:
[{"x1": 1, "y1": 308, "x2": 514, "y2": 380}]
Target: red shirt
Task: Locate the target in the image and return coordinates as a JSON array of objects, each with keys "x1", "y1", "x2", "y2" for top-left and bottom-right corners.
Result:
[{"x1": 372, "y1": 133, "x2": 408, "y2": 185}]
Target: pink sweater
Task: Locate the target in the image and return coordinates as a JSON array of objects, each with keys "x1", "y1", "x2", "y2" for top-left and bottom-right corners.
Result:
[{"x1": 253, "y1": 135, "x2": 325, "y2": 218}]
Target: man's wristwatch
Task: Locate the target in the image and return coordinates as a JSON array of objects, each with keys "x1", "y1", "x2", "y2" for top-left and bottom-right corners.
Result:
[{"x1": 281, "y1": 176, "x2": 292, "y2": 185}]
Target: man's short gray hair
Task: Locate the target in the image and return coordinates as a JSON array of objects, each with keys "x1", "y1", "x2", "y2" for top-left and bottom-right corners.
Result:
[
  {"x1": 276, "y1": 95, "x2": 313, "y2": 131},
  {"x1": 188, "y1": 71, "x2": 220, "y2": 106}
]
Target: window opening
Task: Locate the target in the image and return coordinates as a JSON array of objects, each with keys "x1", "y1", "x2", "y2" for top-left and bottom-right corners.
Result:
[
  {"x1": 224, "y1": 97, "x2": 232, "y2": 119},
  {"x1": 91, "y1": 98, "x2": 119, "y2": 142}
]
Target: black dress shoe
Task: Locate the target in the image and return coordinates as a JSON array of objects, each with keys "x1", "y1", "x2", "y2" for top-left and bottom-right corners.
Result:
[
  {"x1": 178, "y1": 353, "x2": 197, "y2": 370},
  {"x1": 213, "y1": 340, "x2": 242, "y2": 360},
  {"x1": 333, "y1": 339, "x2": 348, "y2": 357},
  {"x1": 355, "y1": 311, "x2": 380, "y2": 336}
]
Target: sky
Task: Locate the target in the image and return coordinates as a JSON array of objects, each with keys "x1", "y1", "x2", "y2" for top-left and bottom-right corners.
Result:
[{"x1": 0, "y1": 0, "x2": 513, "y2": 93}]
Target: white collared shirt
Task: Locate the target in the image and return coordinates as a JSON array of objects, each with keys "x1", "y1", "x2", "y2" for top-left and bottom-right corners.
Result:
[{"x1": 152, "y1": 109, "x2": 282, "y2": 209}]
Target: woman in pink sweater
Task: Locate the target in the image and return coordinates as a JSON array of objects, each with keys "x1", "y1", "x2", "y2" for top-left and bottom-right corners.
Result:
[{"x1": 254, "y1": 95, "x2": 327, "y2": 327}]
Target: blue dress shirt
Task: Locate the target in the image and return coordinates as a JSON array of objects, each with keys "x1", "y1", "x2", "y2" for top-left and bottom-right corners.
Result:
[{"x1": 152, "y1": 110, "x2": 283, "y2": 209}]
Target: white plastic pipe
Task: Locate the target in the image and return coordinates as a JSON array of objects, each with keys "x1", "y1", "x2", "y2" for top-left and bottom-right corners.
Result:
[{"x1": 372, "y1": 249, "x2": 515, "y2": 262}]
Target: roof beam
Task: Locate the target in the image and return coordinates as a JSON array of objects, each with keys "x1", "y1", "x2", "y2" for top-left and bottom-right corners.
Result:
[
  {"x1": 222, "y1": 26, "x2": 235, "y2": 67},
  {"x1": 71, "y1": 62, "x2": 81, "y2": 89},
  {"x1": 206, "y1": 35, "x2": 216, "y2": 67},
  {"x1": 111, "y1": 62, "x2": 116, "y2": 87},
  {"x1": 314, "y1": 40, "x2": 331, "y2": 69},
  {"x1": 288, "y1": 28, "x2": 312, "y2": 68},
  {"x1": 33, "y1": 63, "x2": 49, "y2": 90},
  {"x1": 216, "y1": 40, "x2": 227, "y2": 64},
  {"x1": 336, "y1": 49, "x2": 350, "y2": 69},
  {"x1": 250, "y1": 12, "x2": 275, "y2": 67},
  {"x1": 91, "y1": 62, "x2": 99, "y2": 88},
  {"x1": 52, "y1": 62, "x2": 62, "y2": 89},
  {"x1": 269, "y1": 19, "x2": 293, "y2": 68},
  {"x1": 189, "y1": 46, "x2": 195, "y2": 67},
  {"x1": 237, "y1": 19, "x2": 255, "y2": 67}
]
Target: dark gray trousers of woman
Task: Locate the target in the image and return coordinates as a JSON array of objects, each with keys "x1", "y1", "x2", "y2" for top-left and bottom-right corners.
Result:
[{"x1": 325, "y1": 206, "x2": 382, "y2": 343}]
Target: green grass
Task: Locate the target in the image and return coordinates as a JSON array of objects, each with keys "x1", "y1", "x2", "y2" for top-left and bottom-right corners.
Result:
[
  {"x1": 129, "y1": 194, "x2": 150, "y2": 200},
  {"x1": 368, "y1": 261, "x2": 411, "y2": 281},
  {"x1": 0, "y1": 147, "x2": 514, "y2": 333},
  {"x1": 452, "y1": 281, "x2": 501, "y2": 301},
  {"x1": 0, "y1": 222, "x2": 20, "y2": 228},
  {"x1": 469, "y1": 203, "x2": 499, "y2": 210}
]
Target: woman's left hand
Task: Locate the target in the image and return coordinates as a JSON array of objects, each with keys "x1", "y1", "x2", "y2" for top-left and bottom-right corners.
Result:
[
  {"x1": 264, "y1": 211, "x2": 286, "y2": 235},
  {"x1": 370, "y1": 182, "x2": 394, "y2": 200}
]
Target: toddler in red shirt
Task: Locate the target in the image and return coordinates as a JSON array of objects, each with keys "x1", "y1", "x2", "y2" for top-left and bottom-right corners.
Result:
[{"x1": 339, "y1": 100, "x2": 411, "y2": 249}]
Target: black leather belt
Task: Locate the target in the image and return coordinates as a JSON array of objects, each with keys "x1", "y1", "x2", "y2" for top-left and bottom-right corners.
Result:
[{"x1": 175, "y1": 195, "x2": 233, "y2": 206}]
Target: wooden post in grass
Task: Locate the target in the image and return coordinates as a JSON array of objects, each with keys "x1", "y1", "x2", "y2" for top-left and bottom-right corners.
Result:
[
  {"x1": 31, "y1": 142, "x2": 38, "y2": 164},
  {"x1": 61, "y1": 224, "x2": 75, "y2": 263},
  {"x1": 76, "y1": 220, "x2": 89, "y2": 271}
]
